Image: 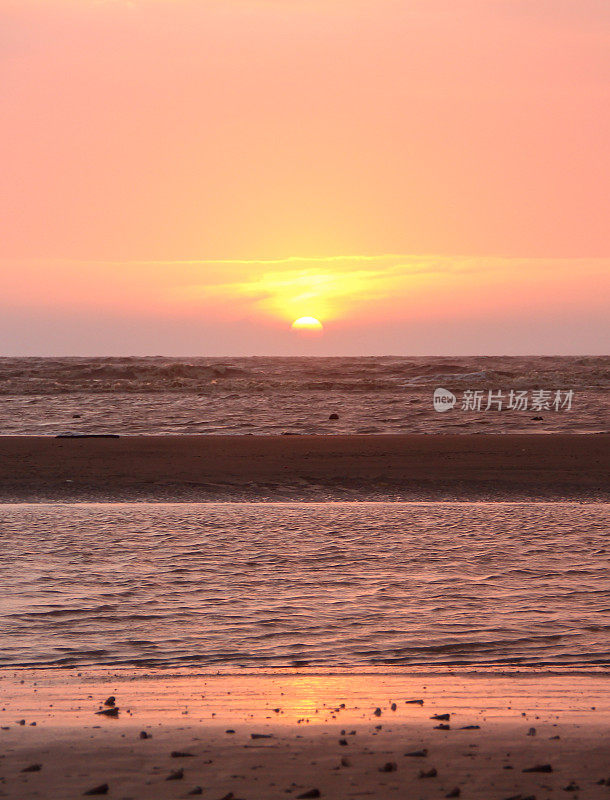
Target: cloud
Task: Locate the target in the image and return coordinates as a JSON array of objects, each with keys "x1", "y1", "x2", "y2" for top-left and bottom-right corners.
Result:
[
  {"x1": 2, "y1": 255, "x2": 608, "y2": 327},
  {"x1": 165, "y1": 254, "x2": 610, "y2": 323}
]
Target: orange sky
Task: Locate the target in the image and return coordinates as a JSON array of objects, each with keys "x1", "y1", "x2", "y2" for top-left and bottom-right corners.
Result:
[{"x1": 1, "y1": 0, "x2": 608, "y2": 355}]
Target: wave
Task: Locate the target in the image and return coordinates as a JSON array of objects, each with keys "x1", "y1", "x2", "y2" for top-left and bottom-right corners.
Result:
[{"x1": 0, "y1": 355, "x2": 607, "y2": 395}]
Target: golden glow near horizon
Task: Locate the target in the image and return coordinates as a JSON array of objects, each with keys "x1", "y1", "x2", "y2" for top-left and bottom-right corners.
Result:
[
  {"x1": 196, "y1": 263, "x2": 387, "y2": 325},
  {"x1": 291, "y1": 316, "x2": 324, "y2": 331}
]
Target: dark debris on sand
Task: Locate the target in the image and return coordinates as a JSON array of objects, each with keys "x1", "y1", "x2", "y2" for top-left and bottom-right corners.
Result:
[
  {"x1": 405, "y1": 748, "x2": 428, "y2": 757},
  {"x1": 95, "y1": 707, "x2": 119, "y2": 718},
  {"x1": 522, "y1": 763, "x2": 553, "y2": 773},
  {"x1": 83, "y1": 784, "x2": 109, "y2": 796}
]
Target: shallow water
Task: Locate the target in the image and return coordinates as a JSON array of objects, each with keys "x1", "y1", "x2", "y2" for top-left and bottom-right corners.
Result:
[
  {"x1": 0, "y1": 355, "x2": 607, "y2": 434},
  {"x1": 0, "y1": 502, "x2": 608, "y2": 669}
]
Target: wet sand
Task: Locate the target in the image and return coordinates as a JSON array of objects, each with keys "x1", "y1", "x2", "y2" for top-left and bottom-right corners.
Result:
[
  {"x1": 0, "y1": 433, "x2": 608, "y2": 501},
  {"x1": 1, "y1": 669, "x2": 609, "y2": 799}
]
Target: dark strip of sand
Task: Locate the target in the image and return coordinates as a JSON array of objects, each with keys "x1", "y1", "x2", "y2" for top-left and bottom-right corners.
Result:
[{"x1": 0, "y1": 433, "x2": 608, "y2": 501}]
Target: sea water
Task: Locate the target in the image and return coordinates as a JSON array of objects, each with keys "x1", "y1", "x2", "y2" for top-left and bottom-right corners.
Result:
[
  {"x1": 0, "y1": 355, "x2": 607, "y2": 435},
  {"x1": 1, "y1": 501, "x2": 608, "y2": 670}
]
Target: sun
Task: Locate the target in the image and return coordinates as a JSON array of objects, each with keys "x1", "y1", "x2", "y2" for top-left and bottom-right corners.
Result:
[{"x1": 291, "y1": 316, "x2": 324, "y2": 333}]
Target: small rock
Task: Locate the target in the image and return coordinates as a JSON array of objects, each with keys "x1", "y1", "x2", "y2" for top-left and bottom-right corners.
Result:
[
  {"x1": 95, "y1": 707, "x2": 119, "y2": 718},
  {"x1": 339, "y1": 738, "x2": 348, "y2": 746},
  {"x1": 446, "y1": 789, "x2": 460, "y2": 798},
  {"x1": 390, "y1": 703, "x2": 397, "y2": 711},
  {"x1": 527, "y1": 727, "x2": 536, "y2": 736},
  {"x1": 405, "y1": 749, "x2": 428, "y2": 757},
  {"x1": 83, "y1": 785, "x2": 109, "y2": 796},
  {"x1": 460, "y1": 725, "x2": 480, "y2": 730},
  {"x1": 329, "y1": 413, "x2": 339, "y2": 420},
  {"x1": 186, "y1": 788, "x2": 203, "y2": 796},
  {"x1": 340, "y1": 757, "x2": 351, "y2": 767},
  {"x1": 373, "y1": 707, "x2": 382, "y2": 717},
  {"x1": 522, "y1": 763, "x2": 552, "y2": 773},
  {"x1": 434, "y1": 723, "x2": 450, "y2": 730},
  {"x1": 139, "y1": 731, "x2": 150, "y2": 739},
  {"x1": 166, "y1": 768, "x2": 184, "y2": 780},
  {"x1": 563, "y1": 781, "x2": 579, "y2": 791},
  {"x1": 250, "y1": 733, "x2": 273, "y2": 739},
  {"x1": 21, "y1": 764, "x2": 42, "y2": 773},
  {"x1": 418, "y1": 768, "x2": 438, "y2": 778},
  {"x1": 297, "y1": 790, "x2": 320, "y2": 799},
  {"x1": 379, "y1": 762, "x2": 397, "y2": 772},
  {"x1": 171, "y1": 751, "x2": 195, "y2": 758},
  {"x1": 103, "y1": 696, "x2": 116, "y2": 707},
  {"x1": 405, "y1": 699, "x2": 424, "y2": 705},
  {"x1": 431, "y1": 713, "x2": 450, "y2": 721}
]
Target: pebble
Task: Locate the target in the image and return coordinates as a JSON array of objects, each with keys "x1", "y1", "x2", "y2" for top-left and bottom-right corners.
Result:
[
  {"x1": 522, "y1": 763, "x2": 552, "y2": 773},
  {"x1": 83, "y1": 784, "x2": 109, "y2": 796},
  {"x1": 419, "y1": 768, "x2": 438, "y2": 778},
  {"x1": 297, "y1": 790, "x2": 321, "y2": 799},
  {"x1": 95, "y1": 708, "x2": 119, "y2": 718},
  {"x1": 166, "y1": 768, "x2": 184, "y2": 780}
]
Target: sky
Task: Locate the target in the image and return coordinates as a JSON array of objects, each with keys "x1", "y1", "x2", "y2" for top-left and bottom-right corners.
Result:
[{"x1": 1, "y1": 0, "x2": 608, "y2": 356}]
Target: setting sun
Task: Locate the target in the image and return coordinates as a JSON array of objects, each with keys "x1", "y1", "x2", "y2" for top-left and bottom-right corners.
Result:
[{"x1": 291, "y1": 316, "x2": 324, "y2": 332}]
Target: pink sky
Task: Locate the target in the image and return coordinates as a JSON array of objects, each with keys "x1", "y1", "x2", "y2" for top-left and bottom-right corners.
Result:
[{"x1": 1, "y1": 0, "x2": 608, "y2": 355}]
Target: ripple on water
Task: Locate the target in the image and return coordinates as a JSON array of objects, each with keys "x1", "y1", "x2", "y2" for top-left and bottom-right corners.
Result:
[{"x1": 0, "y1": 501, "x2": 608, "y2": 669}]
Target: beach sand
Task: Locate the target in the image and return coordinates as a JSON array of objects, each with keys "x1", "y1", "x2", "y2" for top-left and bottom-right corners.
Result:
[
  {"x1": 1, "y1": 669, "x2": 608, "y2": 800},
  {"x1": 2, "y1": 434, "x2": 608, "y2": 798},
  {"x1": 0, "y1": 433, "x2": 608, "y2": 501}
]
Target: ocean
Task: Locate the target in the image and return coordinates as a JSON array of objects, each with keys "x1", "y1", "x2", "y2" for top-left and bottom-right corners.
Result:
[
  {"x1": 0, "y1": 355, "x2": 608, "y2": 435},
  {"x1": 1, "y1": 501, "x2": 608, "y2": 670}
]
